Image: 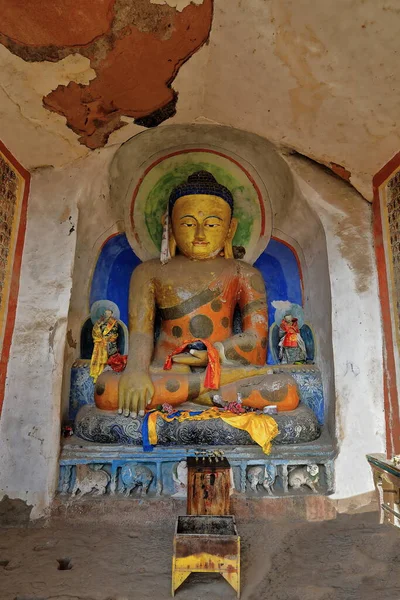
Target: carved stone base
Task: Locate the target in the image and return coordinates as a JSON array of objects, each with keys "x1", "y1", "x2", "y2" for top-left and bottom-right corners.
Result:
[
  {"x1": 59, "y1": 430, "x2": 336, "y2": 499},
  {"x1": 74, "y1": 403, "x2": 321, "y2": 446}
]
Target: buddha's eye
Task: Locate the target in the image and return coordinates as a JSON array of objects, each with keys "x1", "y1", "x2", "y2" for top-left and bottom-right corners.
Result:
[
  {"x1": 205, "y1": 222, "x2": 220, "y2": 228},
  {"x1": 182, "y1": 223, "x2": 194, "y2": 227}
]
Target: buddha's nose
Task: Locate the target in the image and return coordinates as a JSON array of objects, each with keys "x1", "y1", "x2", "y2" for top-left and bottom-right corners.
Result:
[{"x1": 195, "y1": 223, "x2": 206, "y2": 240}]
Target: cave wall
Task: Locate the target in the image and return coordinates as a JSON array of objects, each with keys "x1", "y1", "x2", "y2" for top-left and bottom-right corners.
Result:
[{"x1": 287, "y1": 154, "x2": 386, "y2": 501}]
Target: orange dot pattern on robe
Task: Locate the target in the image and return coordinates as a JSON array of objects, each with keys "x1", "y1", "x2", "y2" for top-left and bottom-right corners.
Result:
[{"x1": 154, "y1": 267, "x2": 268, "y2": 369}]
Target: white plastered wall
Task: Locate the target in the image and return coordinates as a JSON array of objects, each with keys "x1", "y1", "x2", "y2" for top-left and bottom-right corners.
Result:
[
  {"x1": 0, "y1": 150, "x2": 113, "y2": 518},
  {"x1": 287, "y1": 155, "x2": 386, "y2": 499}
]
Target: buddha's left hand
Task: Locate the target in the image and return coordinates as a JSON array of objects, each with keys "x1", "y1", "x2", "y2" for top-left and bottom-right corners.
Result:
[{"x1": 172, "y1": 350, "x2": 208, "y2": 367}]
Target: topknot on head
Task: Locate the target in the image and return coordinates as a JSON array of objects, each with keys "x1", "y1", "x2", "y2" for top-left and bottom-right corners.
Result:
[{"x1": 168, "y1": 170, "x2": 234, "y2": 216}]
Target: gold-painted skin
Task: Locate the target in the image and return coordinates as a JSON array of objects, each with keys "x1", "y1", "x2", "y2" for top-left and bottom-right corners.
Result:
[{"x1": 100, "y1": 194, "x2": 300, "y2": 416}]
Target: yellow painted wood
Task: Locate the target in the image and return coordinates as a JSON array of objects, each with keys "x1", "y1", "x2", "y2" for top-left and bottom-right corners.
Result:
[
  {"x1": 171, "y1": 566, "x2": 190, "y2": 597},
  {"x1": 172, "y1": 544, "x2": 240, "y2": 596}
]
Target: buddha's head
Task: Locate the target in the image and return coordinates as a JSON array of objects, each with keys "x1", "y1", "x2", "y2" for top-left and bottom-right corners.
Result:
[{"x1": 167, "y1": 171, "x2": 238, "y2": 260}]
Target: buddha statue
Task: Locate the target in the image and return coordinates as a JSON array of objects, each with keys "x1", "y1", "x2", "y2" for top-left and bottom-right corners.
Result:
[{"x1": 96, "y1": 171, "x2": 300, "y2": 417}]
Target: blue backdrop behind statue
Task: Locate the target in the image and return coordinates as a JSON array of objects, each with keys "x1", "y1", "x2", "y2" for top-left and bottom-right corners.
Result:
[{"x1": 90, "y1": 234, "x2": 141, "y2": 326}]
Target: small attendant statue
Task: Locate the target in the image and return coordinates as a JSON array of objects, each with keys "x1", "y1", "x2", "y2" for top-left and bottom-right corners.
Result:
[
  {"x1": 278, "y1": 314, "x2": 306, "y2": 364},
  {"x1": 90, "y1": 308, "x2": 119, "y2": 382}
]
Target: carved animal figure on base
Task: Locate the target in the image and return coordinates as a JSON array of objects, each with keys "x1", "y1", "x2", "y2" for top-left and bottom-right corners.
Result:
[
  {"x1": 288, "y1": 464, "x2": 319, "y2": 493},
  {"x1": 120, "y1": 463, "x2": 153, "y2": 496},
  {"x1": 71, "y1": 464, "x2": 110, "y2": 497},
  {"x1": 172, "y1": 460, "x2": 188, "y2": 498},
  {"x1": 247, "y1": 464, "x2": 276, "y2": 495}
]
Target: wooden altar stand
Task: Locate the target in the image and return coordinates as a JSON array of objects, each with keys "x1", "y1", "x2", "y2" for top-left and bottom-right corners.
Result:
[
  {"x1": 186, "y1": 456, "x2": 231, "y2": 516},
  {"x1": 172, "y1": 456, "x2": 240, "y2": 597}
]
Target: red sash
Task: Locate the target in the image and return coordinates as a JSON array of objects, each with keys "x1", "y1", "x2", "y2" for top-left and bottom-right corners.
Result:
[{"x1": 163, "y1": 338, "x2": 221, "y2": 389}]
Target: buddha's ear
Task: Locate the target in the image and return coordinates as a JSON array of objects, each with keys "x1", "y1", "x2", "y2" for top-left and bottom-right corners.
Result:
[
  {"x1": 169, "y1": 228, "x2": 177, "y2": 258},
  {"x1": 224, "y1": 217, "x2": 238, "y2": 259},
  {"x1": 228, "y1": 217, "x2": 238, "y2": 239}
]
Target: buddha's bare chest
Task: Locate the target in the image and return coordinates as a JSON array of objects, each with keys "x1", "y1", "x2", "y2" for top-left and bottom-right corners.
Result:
[{"x1": 153, "y1": 260, "x2": 235, "y2": 309}]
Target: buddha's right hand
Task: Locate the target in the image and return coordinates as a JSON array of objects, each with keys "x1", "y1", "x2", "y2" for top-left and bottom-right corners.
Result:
[{"x1": 118, "y1": 371, "x2": 154, "y2": 418}]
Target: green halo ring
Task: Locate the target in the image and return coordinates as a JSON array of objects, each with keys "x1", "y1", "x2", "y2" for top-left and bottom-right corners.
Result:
[{"x1": 130, "y1": 151, "x2": 271, "y2": 263}]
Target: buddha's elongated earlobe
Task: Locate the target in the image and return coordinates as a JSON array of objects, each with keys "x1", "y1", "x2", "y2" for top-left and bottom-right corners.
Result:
[
  {"x1": 224, "y1": 217, "x2": 238, "y2": 259},
  {"x1": 224, "y1": 239, "x2": 233, "y2": 259}
]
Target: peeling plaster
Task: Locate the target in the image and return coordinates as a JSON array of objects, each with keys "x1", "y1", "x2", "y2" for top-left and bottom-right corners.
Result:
[
  {"x1": 0, "y1": 0, "x2": 116, "y2": 47},
  {"x1": 0, "y1": 0, "x2": 399, "y2": 200},
  {"x1": 330, "y1": 162, "x2": 352, "y2": 182},
  {"x1": 0, "y1": 45, "x2": 92, "y2": 167},
  {"x1": 151, "y1": 0, "x2": 204, "y2": 11},
  {"x1": 0, "y1": 0, "x2": 213, "y2": 149}
]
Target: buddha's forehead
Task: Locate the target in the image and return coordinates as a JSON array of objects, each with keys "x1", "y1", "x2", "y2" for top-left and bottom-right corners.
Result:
[{"x1": 172, "y1": 194, "x2": 231, "y2": 219}]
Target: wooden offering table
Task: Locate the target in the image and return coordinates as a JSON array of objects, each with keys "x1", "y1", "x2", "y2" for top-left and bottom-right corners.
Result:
[
  {"x1": 367, "y1": 453, "x2": 400, "y2": 527},
  {"x1": 187, "y1": 456, "x2": 231, "y2": 516},
  {"x1": 172, "y1": 515, "x2": 240, "y2": 597}
]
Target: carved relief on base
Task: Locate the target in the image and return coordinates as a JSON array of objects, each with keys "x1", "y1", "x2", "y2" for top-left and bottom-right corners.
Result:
[
  {"x1": 59, "y1": 455, "x2": 334, "y2": 499},
  {"x1": 247, "y1": 465, "x2": 277, "y2": 495},
  {"x1": 120, "y1": 463, "x2": 153, "y2": 496},
  {"x1": 71, "y1": 464, "x2": 110, "y2": 498}
]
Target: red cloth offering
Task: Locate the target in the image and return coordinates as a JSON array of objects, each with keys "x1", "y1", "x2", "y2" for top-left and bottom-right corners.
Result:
[
  {"x1": 107, "y1": 353, "x2": 128, "y2": 372},
  {"x1": 163, "y1": 338, "x2": 221, "y2": 389}
]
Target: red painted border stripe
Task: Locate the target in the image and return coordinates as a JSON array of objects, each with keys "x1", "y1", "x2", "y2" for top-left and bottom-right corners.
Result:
[
  {"x1": 373, "y1": 153, "x2": 400, "y2": 456},
  {"x1": 0, "y1": 140, "x2": 30, "y2": 416}
]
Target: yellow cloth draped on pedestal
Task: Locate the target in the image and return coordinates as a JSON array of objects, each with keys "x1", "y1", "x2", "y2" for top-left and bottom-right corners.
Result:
[
  {"x1": 90, "y1": 318, "x2": 118, "y2": 382},
  {"x1": 147, "y1": 407, "x2": 278, "y2": 454}
]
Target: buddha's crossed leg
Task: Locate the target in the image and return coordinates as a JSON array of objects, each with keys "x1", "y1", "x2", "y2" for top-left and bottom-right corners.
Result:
[{"x1": 146, "y1": 365, "x2": 299, "y2": 412}]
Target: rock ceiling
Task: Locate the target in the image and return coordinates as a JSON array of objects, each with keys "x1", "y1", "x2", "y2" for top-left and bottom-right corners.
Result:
[{"x1": 0, "y1": 0, "x2": 399, "y2": 200}]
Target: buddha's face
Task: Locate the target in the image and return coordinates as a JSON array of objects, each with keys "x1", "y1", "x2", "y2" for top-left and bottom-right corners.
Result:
[{"x1": 171, "y1": 194, "x2": 237, "y2": 260}]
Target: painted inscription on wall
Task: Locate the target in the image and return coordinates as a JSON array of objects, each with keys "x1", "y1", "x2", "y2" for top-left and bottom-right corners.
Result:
[
  {"x1": 0, "y1": 155, "x2": 18, "y2": 308},
  {"x1": 386, "y1": 170, "x2": 400, "y2": 336},
  {"x1": 0, "y1": 143, "x2": 29, "y2": 413}
]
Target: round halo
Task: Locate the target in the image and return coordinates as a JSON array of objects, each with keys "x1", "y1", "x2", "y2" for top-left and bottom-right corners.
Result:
[
  {"x1": 90, "y1": 299, "x2": 120, "y2": 325},
  {"x1": 128, "y1": 150, "x2": 272, "y2": 264},
  {"x1": 271, "y1": 301, "x2": 305, "y2": 329}
]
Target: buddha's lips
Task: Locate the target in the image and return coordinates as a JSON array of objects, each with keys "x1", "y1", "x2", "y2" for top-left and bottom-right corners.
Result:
[{"x1": 192, "y1": 241, "x2": 209, "y2": 246}]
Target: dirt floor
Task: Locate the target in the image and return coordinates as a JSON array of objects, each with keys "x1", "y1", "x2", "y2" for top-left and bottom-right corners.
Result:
[{"x1": 1, "y1": 508, "x2": 400, "y2": 600}]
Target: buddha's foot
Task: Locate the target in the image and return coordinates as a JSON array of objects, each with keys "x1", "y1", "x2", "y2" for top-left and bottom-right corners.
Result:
[{"x1": 236, "y1": 372, "x2": 299, "y2": 411}]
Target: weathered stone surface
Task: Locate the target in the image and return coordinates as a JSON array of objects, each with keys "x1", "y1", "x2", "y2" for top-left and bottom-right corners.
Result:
[{"x1": 73, "y1": 403, "x2": 321, "y2": 445}]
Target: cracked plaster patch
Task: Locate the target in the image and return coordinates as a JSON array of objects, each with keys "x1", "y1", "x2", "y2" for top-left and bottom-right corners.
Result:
[
  {"x1": 0, "y1": 45, "x2": 92, "y2": 167},
  {"x1": 0, "y1": 0, "x2": 213, "y2": 150},
  {"x1": 150, "y1": 0, "x2": 204, "y2": 11}
]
